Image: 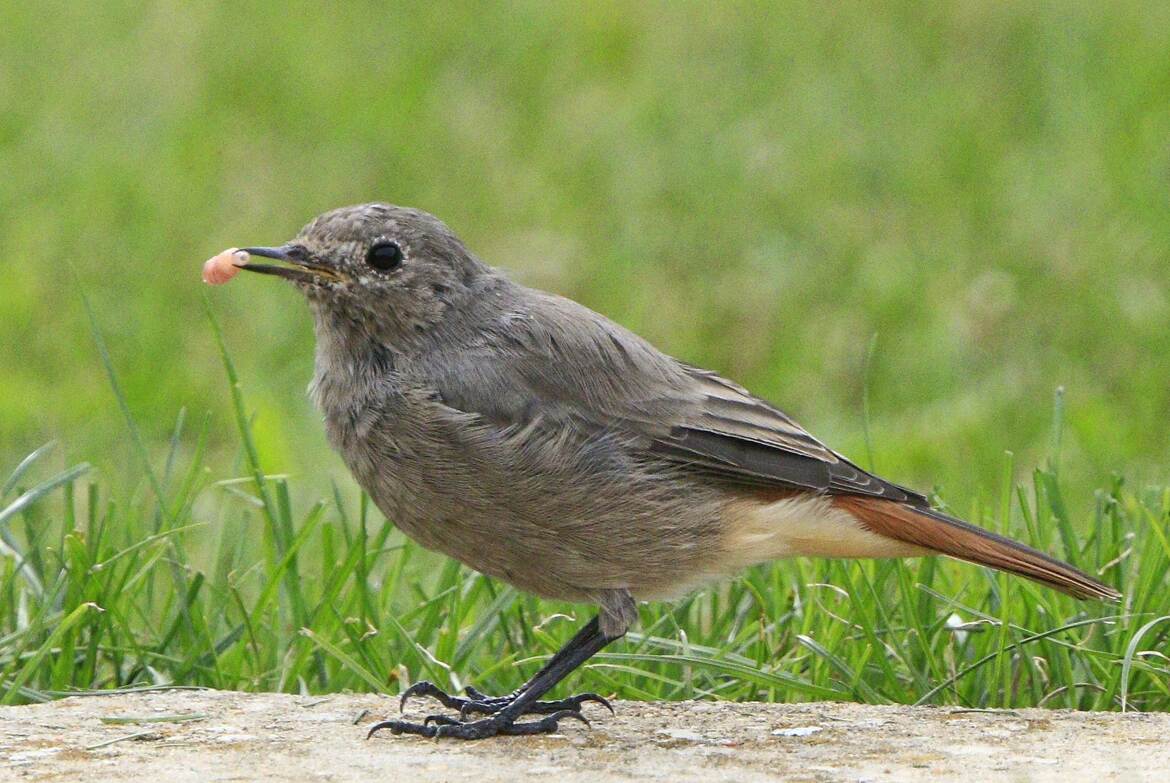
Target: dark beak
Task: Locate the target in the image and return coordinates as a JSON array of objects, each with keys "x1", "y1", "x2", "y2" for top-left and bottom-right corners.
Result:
[{"x1": 237, "y1": 245, "x2": 342, "y2": 284}]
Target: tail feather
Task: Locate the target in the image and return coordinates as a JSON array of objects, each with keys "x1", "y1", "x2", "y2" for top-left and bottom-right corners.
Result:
[{"x1": 833, "y1": 496, "x2": 1121, "y2": 601}]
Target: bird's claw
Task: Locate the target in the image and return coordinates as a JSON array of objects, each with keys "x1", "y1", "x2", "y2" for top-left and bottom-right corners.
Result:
[
  {"x1": 374, "y1": 680, "x2": 605, "y2": 740},
  {"x1": 399, "y1": 681, "x2": 460, "y2": 713},
  {"x1": 398, "y1": 680, "x2": 612, "y2": 719},
  {"x1": 368, "y1": 709, "x2": 589, "y2": 740},
  {"x1": 459, "y1": 690, "x2": 612, "y2": 717}
]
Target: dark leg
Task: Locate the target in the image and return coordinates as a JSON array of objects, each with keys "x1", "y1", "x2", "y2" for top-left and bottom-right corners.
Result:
[
  {"x1": 396, "y1": 617, "x2": 614, "y2": 719},
  {"x1": 368, "y1": 615, "x2": 621, "y2": 740}
]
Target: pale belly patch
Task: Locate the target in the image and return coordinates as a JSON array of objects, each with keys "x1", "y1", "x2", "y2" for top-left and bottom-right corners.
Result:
[
  {"x1": 720, "y1": 492, "x2": 928, "y2": 565},
  {"x1": 635, "y1": 492, "x2": 927, "y2": 601}
]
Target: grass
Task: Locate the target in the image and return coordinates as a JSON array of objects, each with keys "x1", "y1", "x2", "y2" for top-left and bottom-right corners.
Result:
[{"x1": 0, "y1": 305, "x2": 1166, "y2": 712}]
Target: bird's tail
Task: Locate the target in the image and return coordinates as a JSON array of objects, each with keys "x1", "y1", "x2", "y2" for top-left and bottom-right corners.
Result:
[{"x1": 833, "y1": 495, "x2": 1121, "y2": 601}]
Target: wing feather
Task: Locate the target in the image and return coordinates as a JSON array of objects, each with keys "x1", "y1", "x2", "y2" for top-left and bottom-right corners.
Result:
[{"x1": 651, "y1": 368, "x2": 929, "y2": 503}]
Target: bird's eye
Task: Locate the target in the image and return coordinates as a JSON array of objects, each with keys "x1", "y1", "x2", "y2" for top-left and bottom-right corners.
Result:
[{"x1": 366, "y1": 241, "x2": 403, "y2": 271}]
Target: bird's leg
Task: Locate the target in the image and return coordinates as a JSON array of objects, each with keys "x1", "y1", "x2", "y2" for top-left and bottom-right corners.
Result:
[
  {"x1": 368, "y1": 615, "x2": 621, "y2": 740},
  {"x1": 394, "y1": 616, "x2": 615, "y2": 719}
]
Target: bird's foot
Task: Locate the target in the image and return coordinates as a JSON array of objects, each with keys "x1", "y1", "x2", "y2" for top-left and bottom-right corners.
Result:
[
  {"x1": 366, "y1": 709, "x2": 588, "y2": 740},
  {"x1": 397, "y1": 680, "x2": 613, "y2": 719},
  {"x1": 366, "y1": 681, "x2": 612, "y2": 740}
]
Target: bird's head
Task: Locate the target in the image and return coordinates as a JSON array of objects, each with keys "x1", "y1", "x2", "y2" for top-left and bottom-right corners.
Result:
[{"x1": 239, "y1": 203, "x2": 486, "y2": 345}]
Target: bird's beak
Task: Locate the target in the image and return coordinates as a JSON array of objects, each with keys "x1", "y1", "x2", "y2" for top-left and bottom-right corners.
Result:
[{"x1": 237, "y1": 245, "x2": 343, "y2": 284}]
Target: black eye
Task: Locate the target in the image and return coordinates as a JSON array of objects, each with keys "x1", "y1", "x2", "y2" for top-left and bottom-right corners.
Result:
[{"x1": 366, "y1": 241, "x2": 403, "y2": 271}]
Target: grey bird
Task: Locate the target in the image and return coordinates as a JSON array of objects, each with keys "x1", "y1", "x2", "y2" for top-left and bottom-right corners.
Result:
[{"x1": 225, "y1": 203, "x2": 1119, "y2": 740}]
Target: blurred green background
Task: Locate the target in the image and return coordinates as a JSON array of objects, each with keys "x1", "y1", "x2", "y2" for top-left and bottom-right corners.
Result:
[{"x1": 2, "y1": 0, "x2": 1168, "y2": 512}]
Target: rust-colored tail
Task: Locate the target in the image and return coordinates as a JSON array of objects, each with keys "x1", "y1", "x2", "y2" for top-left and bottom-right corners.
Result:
[{"x1": 834, "y1": 496, "x2": 1121, "y2": 601}]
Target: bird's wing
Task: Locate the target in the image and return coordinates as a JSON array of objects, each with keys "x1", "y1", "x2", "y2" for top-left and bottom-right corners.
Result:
[
  {"x1": 651, "y1": 367, "x2": 928, "y2": 503},
  {"x1": 421, "y1": 288, "x2": 926, "y2": 504}
]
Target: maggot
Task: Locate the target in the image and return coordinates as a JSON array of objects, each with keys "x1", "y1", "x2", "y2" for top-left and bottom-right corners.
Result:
[{"x1": 202, "y1": 248, "x2": 249, "y2": 285}]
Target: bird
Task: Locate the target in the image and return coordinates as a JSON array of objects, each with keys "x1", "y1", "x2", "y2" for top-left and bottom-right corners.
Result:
[{"x1": 211, "y1": 202, "x2": 1120, "y2": 740}]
